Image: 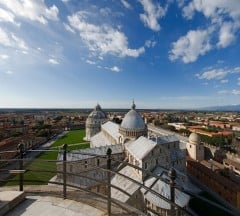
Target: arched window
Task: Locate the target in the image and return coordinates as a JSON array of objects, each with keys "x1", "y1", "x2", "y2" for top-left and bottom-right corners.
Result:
[{"x1": 144, "y1": 162, "x2": 148, "y2": 169}]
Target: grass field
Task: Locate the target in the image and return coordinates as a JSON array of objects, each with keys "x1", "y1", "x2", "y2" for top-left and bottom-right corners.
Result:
[{"x1": 7, "y1": 129, "x2": 89, "y2": 185}]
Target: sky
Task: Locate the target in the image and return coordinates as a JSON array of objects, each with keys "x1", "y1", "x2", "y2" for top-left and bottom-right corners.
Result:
[{"x1": 0, "y1": 0, "x2": 240, "y2": 109}]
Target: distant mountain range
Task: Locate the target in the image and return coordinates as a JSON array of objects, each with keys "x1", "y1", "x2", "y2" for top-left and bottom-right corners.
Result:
[{"x1": 200, "y1": 104, "x2": 240, "y2": 111}]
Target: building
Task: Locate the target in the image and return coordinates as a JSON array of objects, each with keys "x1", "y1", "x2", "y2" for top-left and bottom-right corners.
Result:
[
  {"x1": 223, "y1": 158, "x2": 240, "y2": 176},
  {"x1": 186, "y1": 132, "x2": 204, "y2": 162},
  {"x1": 187, "y1": 159, "x2": 240, "y2": 209},
  {"x1": 186, "y1": 133, "x2": 240, "y2": 210},
  {"x1": 84, "y1": 104, "x2": 107, "y2": 141},
  {"x1": 57, "y1": 102, "x2": 199, "y2": 215},
  {"x1": 89, "y1": 101, "x2": 148, "y2": 148}
]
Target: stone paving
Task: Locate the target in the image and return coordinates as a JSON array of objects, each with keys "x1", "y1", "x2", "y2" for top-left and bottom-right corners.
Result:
[
  {"x1": 5, "y1": 195, "x2": 104, "y2": 216},
  {"x1": 0, "y1": 191, "x2": 25, "y2": 216}
]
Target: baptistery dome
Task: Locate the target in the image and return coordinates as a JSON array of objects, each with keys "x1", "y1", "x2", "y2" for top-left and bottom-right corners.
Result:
[
  {"x1": 88, "y1": 104, "x2": 107, "y2": 119},
  {"x1": 85, "y1": 104, "x2": 107, "y2": 141},
  {"x1": 189, "y1": 132, "x2": 201, "y2": 145},
  {"x1": 119, "y1": 102, "x2": 147, "y2": 140}
]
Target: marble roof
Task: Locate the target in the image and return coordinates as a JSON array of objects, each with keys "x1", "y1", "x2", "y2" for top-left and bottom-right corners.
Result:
[
  {"x1": 58, "y1": 144, "x2": 123, "y2": 161},
  {"x1": 111, "y1": 165, "x2": 142, "y2": 202},
  {"x1": 90, "y1": 131, "x2": 112, "y2": 148},
  {"x1": 101, "y1": 121, "x2": 121, "y2": 140},
  {"x1": 125, "y1": 136, "x2": 157, "y2": 160}
]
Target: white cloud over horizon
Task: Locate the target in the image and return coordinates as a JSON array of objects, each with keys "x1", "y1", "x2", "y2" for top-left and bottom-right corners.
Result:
[
  {"x1": 196, "y1": 66, "x2": 240, "y2": 81},
  {"x1": 218, "y1": 89, "x2": 240, "y2": 96},
  {"x1": 237, "y1": 78, "x2": 240, "y2": 86}
]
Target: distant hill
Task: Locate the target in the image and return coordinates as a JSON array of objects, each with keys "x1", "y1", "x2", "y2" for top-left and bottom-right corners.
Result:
[{"x1": 201, "y1": 104, "x2": 240, "y2": 111}]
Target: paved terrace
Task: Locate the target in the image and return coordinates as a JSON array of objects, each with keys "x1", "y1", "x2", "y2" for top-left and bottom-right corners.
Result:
[{"x1": 0, "y1": 186, "x2": 145, "y2": 216}]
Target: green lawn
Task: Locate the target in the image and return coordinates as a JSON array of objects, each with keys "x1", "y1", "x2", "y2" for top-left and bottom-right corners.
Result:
[{"x1": 6, "y1": 129, "x2": 90, "y2": 185}]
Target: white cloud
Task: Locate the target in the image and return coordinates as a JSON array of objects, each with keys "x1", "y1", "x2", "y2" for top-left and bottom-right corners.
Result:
[
  {"x1": 48, "y1": 58, "x2": 59, "y2": 65},
  {"x1": 0, "y1": 27, "x2": 12, "y2": 46},
  {"x1": 169, "y1": 29, "x2": 211, "y2": 63},
  {"x1": 217, "y1": 22, "x2": 236, "y2": 48},
  {"x1": 196, "y1": 69, "x2": 228, "y2": 80},
  {"x1": 5, "y1": 70, "x2": 13, "y2": 74},
  {"x1": 110, "y1": 66, "x2": 120, "y2": 72},
  {"x1": 86, "y1": 60, "x2": 96, "y2": 65},
  {"x1": 11, "y1": 34, "x2": 28, "y2": 50},
  {"x1": 182, "y1": 0, "x2": 240, "y2": 21},
  {"x1": 218, "y1": 89, "x2": 240, "y2": 95},
  {"x1": 0, "y1": 54, "x2": 9, "y2": 60},
  {"x1": 145, "y1": 39, "x2": 156, "y2": 48},
  {"x1": 99, "y1": 8, "x2": 111, "y2": 16},
  {"x1": 181, "y1": 0, "x2": 240, "y2": 49},
  {"x1": 217, "y1": 60, "x2": 224, "y2": 64},
  {"x1": 121, "y1": 0, "x2": 131, "y2": 9},
  {"x1": 68, "y1": 11, "x2": 145, "y2": 57},
  {"x1": 234, "y1": 67, "x2": 240, "y2": 73},
  {"x1": 232, "y1": 89, "x2": 240, "y2": 95},
  {"x1": 0, "y1": 27, "x2": 28, "y2": 50},
  {"x1": 0, "y1": 8, "x2": 18, "y2": 25},
  {"x1": 139, "y1": 0, "x2": 167, "y2": 31},
  {"x1": 218, "y1": 90, "x2": 229, "y2": 94},
  {"x1": 0, "y1": 0, "x2": 59, "y2": 24},
  {"x1": 21, "y1": 50, "x2": 28, "y2": 54},
  {"x1": 45, "y1": 5, "x2": 58, "y2": 21},
  {"x1": 237, "y1": 78, "x2": 240, "y2": 86},
  {"x1": 64, "y1": 23, "x2": 75, "y2": 33},
  {"x1": 197, "y1": 66, "x2": 240, "y2": 82},
  {"x1": 177, "y1": 0, "x2": 186, "y2": 8},
  {"x1": 220, "y1": 79, "x2": 228, "y2": 84}
]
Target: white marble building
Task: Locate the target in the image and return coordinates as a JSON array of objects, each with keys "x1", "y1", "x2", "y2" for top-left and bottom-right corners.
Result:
[
  {"x1": 186, "y1": 132, "x2": 204, "y2": 162},
  {"x1": 85, "y1": 104, "x2": 107, "y2": 141},
  {"x1": 57, "y1": 102, "x2": 200, "y2": 215},
  {"x1": 88, "y1": 102, "x2": 148, "y2": 148}
]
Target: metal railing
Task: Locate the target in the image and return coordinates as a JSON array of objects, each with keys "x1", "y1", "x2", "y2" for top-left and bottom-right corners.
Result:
[{"x1": 0, "y1": 143, "x2": 238, "y2": 216}]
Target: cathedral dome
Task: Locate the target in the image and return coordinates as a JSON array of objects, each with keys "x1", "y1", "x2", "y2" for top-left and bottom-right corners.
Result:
[
  {"x1": 119, "y1": 102, "x2": 147, "y2": 139},
  {"x1": 121, "y1": 109, "x2": 146, "y2": 130},
  {"x1": 189, "y1": 132, "x2": 201, "y2": 145}
]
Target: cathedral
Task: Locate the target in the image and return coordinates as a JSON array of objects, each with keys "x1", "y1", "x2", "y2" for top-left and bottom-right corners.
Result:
[{"x1": 57, "y1": 102, "x2": 201, "y2": 215}]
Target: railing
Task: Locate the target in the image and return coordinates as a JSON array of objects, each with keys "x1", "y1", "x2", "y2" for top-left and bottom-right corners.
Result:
[{"x1": 0, "y1": 144, "x2": 238, "y2": 216}]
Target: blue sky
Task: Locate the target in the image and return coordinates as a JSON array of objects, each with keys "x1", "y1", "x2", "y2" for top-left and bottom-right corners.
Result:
[{"x1": 0, "y1": 0, "x2": 240, "y2": 109}]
